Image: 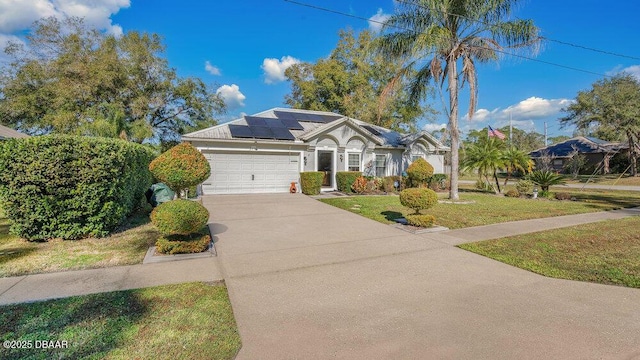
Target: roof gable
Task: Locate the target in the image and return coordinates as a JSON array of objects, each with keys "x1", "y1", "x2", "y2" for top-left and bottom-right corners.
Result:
[
  {"x1": 530, "y1": 136, "x2": 622, "y2": 158},
  {"x1": 299, "y1": 117, "x2": 384, "y2": 145}
]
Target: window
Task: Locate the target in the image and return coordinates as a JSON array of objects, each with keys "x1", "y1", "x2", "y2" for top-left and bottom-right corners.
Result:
[
  {"x1": 553, "y1": 159, "x2": 563, "y2": 166},
  {"x1": 375, "y1": 155, "x2": 386, "y2": 177},
  {"x1": 348, "y1": 153, "x2": 360, "y2": 172},
  {"x1": 411, "y1": 155, "x2": 423, "y2": 163}
]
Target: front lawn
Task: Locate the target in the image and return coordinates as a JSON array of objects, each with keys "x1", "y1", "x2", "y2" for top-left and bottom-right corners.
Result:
[
  {"x1": 0, "y1": 282, "x2": 241, "y2": 359},
  {"x1": 459, "y1": 217, "x2": 640, "y2": 288},
  {"x1": 0, "y1": 210, "x2": 159, "y2": 277},
  {"x1": 320, "y1": 189, "x2": 640, "y2": 229}
]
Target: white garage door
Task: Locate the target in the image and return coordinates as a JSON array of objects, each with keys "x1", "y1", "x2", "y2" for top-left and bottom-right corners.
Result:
[{"x1": 202, "y1": 152, "x2": 301, "y2": 194}]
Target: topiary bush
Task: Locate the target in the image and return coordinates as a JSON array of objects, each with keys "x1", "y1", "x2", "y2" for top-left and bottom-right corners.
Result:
[
  {"x1": 300, "y1": 172, "x2": 323, "y2": 195},
  {"x1": 407, "y1": 158, "x2": 434, "y2": 188},
  {"x1": 151, "y1": 199, "x2": 209, "y2": 235},
  {"x1": 0, "y1": 135, "x2": 154, "y2": 240},
  {"x1": 405, "y1": 214, "x2": 436, "y2": 228},
  {"x1": 515, "y1": 179, "x2": 534, "y2": 195},
  {"x1": 336, "y1": 171, "x2": 361, "y2": 193},
  {"x1": 149, "y1": 142, "x2": 210, "y2": 198},
  {"x1": 399, "y1": 188, "x2": 438, "y2": 214},
  {"x1": 155, "y1": 231, "x2": 211, "y2": 255},
  {"x1": 505, "y1": 189, "x2": 520, "y2": 198}
]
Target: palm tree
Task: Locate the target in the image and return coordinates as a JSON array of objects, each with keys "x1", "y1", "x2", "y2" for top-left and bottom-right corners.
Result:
[
  {"x1": 502, "y1": 147, "x2": 533, "y2": 187},
  {"x1": 462, "y1": 137, "x2": 506, "y2": 194},
  {"x1": 376, "y1": 0, "x2": 540, "y2": 200},
  {"x1": 528, "y1": 170, "x2": 565, "y2": 192}
]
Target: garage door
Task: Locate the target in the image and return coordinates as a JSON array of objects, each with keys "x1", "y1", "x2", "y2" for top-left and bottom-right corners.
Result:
[{"x1": 202, "y1": 152, "x2": 301, "y2": 194}]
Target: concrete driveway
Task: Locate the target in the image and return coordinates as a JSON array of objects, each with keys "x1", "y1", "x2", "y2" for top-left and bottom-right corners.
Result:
[{"x1": 204, "y1": 194, "x2": 640, "y2": 360}]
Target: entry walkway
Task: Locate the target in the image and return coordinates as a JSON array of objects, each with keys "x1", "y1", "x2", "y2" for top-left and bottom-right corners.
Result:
[{"x1": 1, "y1": 194, "x2": 639, "y2": 359}]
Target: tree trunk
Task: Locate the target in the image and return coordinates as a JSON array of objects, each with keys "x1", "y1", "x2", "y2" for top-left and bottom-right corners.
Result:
[
  {"x1": 447, "y1": 58, "x2": 460, "y2": 200},
  {"x1": 493, "y1": 170, "x2": 501, "y2": 194},
  {"x1": 629, "y1": 134, "x2": 638, "y2": 176}
]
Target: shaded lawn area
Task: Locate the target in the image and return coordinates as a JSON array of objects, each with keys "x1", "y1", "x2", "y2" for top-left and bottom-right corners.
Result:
[
  {"x1": 0, "y1": 282, "x2": 241, "y2": 360},
  {"x1": 0, "y1": 210, "x2": 159, "y2": 277},
  {"x1": 319, "y1": 189, "x2": 640, "y2": 229},
  {"x1": 564, "y1": 174, "x2": 640, "y2": 186},
  {"x1": 459, "y1": 217, "x2": 640, "y2": 288}
]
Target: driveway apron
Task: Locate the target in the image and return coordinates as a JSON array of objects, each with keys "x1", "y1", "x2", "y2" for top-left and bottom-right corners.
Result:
[{"x1": 204, "y1": 194, "x2": 640, "y2": 360}]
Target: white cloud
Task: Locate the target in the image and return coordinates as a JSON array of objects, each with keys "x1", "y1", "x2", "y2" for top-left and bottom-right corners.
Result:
[
  {"x1": 368, "y1": 8, "x2": 390, "y2": 32},
  {"x1": 261, "y1": 56, "x2": 300, "y2": 84},
  {"x1": 0, "y1": 0, "x2": 129, "y2": 35},
  {"x1": 216, "y1": 84, "x2": 245, "y2": 109},
  {"x1": 608, "y1": 64, "x2": 640, "y2": 80},
  {"x1": 465, "y1": 97, "x2": 572, "y2": 123},
  {"x1": 422, "y1": 123, "x2": 447, "y2": 132},
  {"x1": 204, "y1": 61, "x2": 221, "y2": 76}
]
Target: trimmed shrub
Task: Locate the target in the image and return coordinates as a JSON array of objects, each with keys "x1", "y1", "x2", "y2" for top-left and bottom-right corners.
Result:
[
  {"x1": 151, "y1": 199, "x2": 209, "y2": 235},
  {"x1": 300, "y1": 172, "x2": 323, "y2": 195},
  {"x1": 336, "y1": 171, "x2": 361, "y2": 193},
  {"x1": 149, "y1": 142, "x2": 210, "y2": 197},
  {"x1": 399, "y1": 188, "x2": 438, "y2": 214},
  {"x1": 155, "y1": 231, "x2": 211, "y2": 254},
  {"x1": 382, "y1": 176, "x2": 402, "y2": 193},
  {"x1": 407, "y1": 158, "x2": 434, "y2": 188},
  {"x1": 505, "y1": 189, "x2": 520, "y2": 198},
  {"x1": 0, "y1": 135, "x2": 154, "y2": 240},
  {"x1": 515, "y1": 179, "x2": 534, "y2": 195},
  {"x1": 555, "y1": 192, "x2": 572, "y2": 201},
  {"x1": 528, "y1": 170, "x2": 566, "y2": 192},
  {"x1": 352, "y1": 176, "x2": 368, "y2": 194},
  {"x1": 428, "y1": 174, "x2": 448, "y2": 191},
  {"x1": 405, "y1": 214, "x2": 436, "y2": 228}
]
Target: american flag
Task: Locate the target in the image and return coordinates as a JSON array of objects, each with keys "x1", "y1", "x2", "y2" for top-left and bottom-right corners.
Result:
[{"x1": 488, "y1": 125, "x2": 506, "y2": 140}]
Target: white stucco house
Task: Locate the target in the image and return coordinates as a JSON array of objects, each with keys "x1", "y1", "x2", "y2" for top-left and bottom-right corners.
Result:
[{"x1": 182, "y1": 108, "x2": 449, "y2": 195}]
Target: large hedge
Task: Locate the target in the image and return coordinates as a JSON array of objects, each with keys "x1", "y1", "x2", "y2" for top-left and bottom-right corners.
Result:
[
  {"x1": 336, "y1": 171, "x2": 361, "y2": 193},
  {"x1": 0, "y1": 135, "x2": 155, "y2": 240},
  {"x1": 300, "y1": 172, "x2": 324, "y2": 195},
  {"x1": 149, "y1": 142, "x2": 210, "y2": 197}
]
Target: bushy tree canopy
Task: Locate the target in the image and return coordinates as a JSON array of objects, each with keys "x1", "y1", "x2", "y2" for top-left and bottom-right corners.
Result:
[
  {"x1": 285, "y1": 29, "x2": 433, "y2": 132},
  {"x1": 0, "y1": 17, "x2": 225, "y2": 144}
]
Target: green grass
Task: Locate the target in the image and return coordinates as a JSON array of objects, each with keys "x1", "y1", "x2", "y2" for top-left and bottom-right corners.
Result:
[
  {"x1": 0, "y1": 210, "x2": 159, "y2": 277},
  {"x1": 564, "y1": 174, "x2": 640, "y2": 186},
  {"x1": 320, "y1": 189, "x2": 640, "y2": 229},
  {"x1": 459, "y1": 217, "x2": 640, "y2": 288},
  {"x1": 0, "y1": 282, "x2": 241, "y2": 360}
]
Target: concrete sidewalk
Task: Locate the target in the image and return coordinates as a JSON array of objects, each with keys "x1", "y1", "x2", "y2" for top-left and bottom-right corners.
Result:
[{"x1": 0, "y1": 257, "x2": 223, "y2": 305}]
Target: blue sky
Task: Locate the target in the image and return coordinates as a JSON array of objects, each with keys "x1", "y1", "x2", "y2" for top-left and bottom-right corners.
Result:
[{"x1": 1, "y1": 0, "x2": 639, "y2": 140}]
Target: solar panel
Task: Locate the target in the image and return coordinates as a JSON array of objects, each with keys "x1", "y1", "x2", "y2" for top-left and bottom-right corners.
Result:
[
  {"x1": 271, "y1": 128, "x2": 296, "y2": 140},
  {"x1": 245, "y1": 116, "x2": 268, "y2": 127},
  {"x1": 274, "y1": 111, "x2": 296, "y2": 120},
  {"x1": 362, "y1": 125, "x2": 382, "y2": 136},
  {"x1": 249, "y1": 126, "x2": 274, "y2": 139},
  {"x1": 268, "y1": 119, "x2": 287, "y2": 128},
  {"x1": 229, "y1": 125, "x2": 253, "y2": 138},
  {"x1": 281, "y1": 119, "x2": 304, "y2": 130}
]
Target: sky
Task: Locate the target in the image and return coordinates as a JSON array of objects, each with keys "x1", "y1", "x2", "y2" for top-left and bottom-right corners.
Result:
[{"x1": 1, "y1": 0, "x2": 639, "y2": 140}]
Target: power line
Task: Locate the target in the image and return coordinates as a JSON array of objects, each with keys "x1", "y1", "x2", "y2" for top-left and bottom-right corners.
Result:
[
  {"x1": 283, "y1": 0, "x2": 619, "y2": 78},
  {"x1": 394, "y1": 0, "x2": 640, "y2": 61}
]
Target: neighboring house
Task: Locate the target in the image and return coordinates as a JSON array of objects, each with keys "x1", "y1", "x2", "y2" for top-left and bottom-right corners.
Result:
[
  {"x1": 182, "y1": 108, "x2": 449, "y2": 194},
  {"x1": 0, "y1": 124, "x2": 30, "y2": 140},
  {"x1": 529, "y1": 136, "x2": 628, "y2": 174}
]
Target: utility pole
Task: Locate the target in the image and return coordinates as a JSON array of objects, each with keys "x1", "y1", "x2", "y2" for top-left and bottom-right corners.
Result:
[{"x1": 544, "y1": 122, "x2": 548, "y2": 146}]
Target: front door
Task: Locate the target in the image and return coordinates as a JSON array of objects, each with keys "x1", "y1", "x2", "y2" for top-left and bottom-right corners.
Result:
[{"x1": 318, "y1": 151, "x2": 333, "y2": 187}]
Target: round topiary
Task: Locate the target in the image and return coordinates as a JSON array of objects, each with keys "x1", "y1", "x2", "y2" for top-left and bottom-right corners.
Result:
[
  {"x1": 150, "y1": 199, "x2": 209, "y2": 235},
  {"x1": 155, "y1": 232, "x2": 211, "y2": 254},
  {"x1": 149, "y1": 142, "x2": 210, "y2": 197},
  {"x1": 505, "y1": 189, "x2": 520, "y2": 198},
  {"x1": 405, "y1": 214, "x2": 436, "y2": 228},
  {"x1": 399, "y1": 188, "x2": 438, "y2": 214},
  {"x1": 407, "y1": 158, "x2": 434, "y2": 187}
]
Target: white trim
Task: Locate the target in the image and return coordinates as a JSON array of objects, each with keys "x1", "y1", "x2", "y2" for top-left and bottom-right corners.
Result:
[
  {"x1": 346, "y1": 152, "x2": 362, "y2": 172},
  {"x1": 315, "y1": 148, "x2": 337, "y2": 191}
]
